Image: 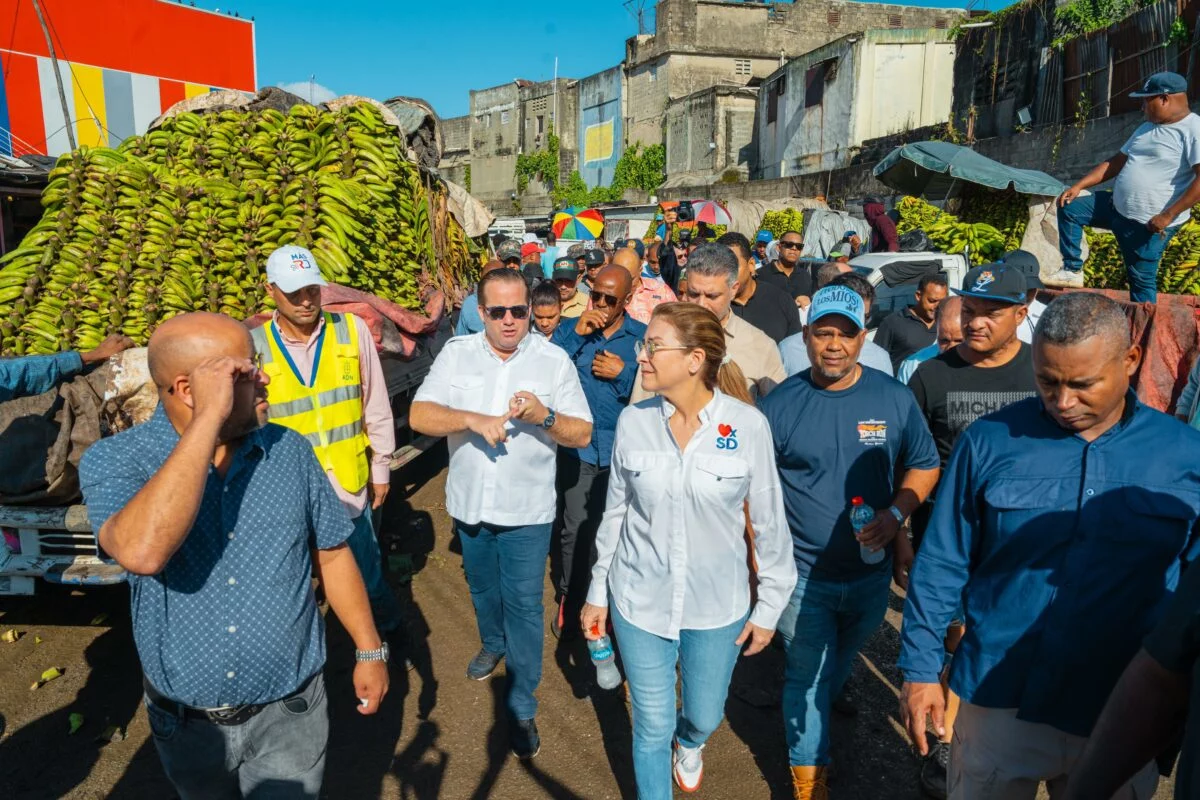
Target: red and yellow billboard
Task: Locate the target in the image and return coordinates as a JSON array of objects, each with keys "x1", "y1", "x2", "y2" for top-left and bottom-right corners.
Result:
[{"x1": 0, "y1": 0, "x2": 256, "y2": 157}]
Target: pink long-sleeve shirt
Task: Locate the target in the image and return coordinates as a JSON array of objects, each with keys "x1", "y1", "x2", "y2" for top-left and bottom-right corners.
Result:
[{"x1": 271, "y1": 312, "x2": 396, "y2": 519}]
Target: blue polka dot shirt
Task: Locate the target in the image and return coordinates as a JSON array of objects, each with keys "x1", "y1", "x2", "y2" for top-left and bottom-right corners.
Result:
[{"x1": 80, "y1": 405, "x2": 354, "y2": 708}]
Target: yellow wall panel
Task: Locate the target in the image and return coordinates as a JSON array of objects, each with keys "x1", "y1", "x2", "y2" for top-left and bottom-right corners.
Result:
[
  {"x1": 584, "y1": 120, "x2": 615, "y2": 163},
  {"x1": 184, "y1": 82, "x2": 210, "y2": 99},
  {"x1": 71, "y1": 62, "x2": 107, "y2": 148}
]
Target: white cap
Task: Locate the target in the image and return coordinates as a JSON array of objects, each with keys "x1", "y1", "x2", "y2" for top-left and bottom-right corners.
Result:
[
  {"x1": 266, "y1": 246, "x2": 328, "y2": 293},
  {"x1": 521, "y1": 232, "x2": 539, "y2": 245}
]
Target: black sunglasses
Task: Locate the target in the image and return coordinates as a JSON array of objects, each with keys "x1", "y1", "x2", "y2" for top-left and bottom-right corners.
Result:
[
  {"x1": 484, "y1": 305, "x2": 530, "y2": 321},
  {"x1": 591, "y1": 292, "x2": 621, "y2": 307},
  {"x1": 779, "y1": 241, "x2": 803, "y2": 250}
]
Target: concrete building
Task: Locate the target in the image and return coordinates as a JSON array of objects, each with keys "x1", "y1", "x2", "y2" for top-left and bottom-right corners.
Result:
[
  {"x1": 439, "y1": 115, "x2": 470, "y2": 188},
  {"x1": 468, "y1": 82, "x2": 523, "y2": 202},
  {"x1": 753, "y1": 29, "x2": 955, "y2": 179},
  {"x1": 624, "y1": 0, "x2": 964, "y2": 148},
  {"x1": 520, "y1": 78, "x2": 579, "y2": 193},
  {"x1": 663, "y1": 85, "x2": 757, "y2": 181},
  {"x1": 578, "y1": 66, "x2": 626, "y2": 190}
]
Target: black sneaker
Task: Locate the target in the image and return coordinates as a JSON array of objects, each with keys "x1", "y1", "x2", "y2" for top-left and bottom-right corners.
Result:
[
  {"x1": 919, "y1": 740, "x2": 950, "y2": 799},
  {"x1": 511, "y1": 717, "x2": 541, "y2": 760},
  {"x1": 466, "y1": 649, "x2": 504, "y2": 681}
]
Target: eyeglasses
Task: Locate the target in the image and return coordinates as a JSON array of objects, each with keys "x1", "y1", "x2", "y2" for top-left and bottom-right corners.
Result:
[
  {"x1": 779, "y1": 241, "x2": 803, "y2": 250},
  {"x1": 485, "y1": 305, "x2": 530, "y2": 321},
  {"x1": 591, "y1": 292, "x2": 621, "y2": 307},
  {"x1": 635, "y1": 340, "x2": 691, "y2": 358}
]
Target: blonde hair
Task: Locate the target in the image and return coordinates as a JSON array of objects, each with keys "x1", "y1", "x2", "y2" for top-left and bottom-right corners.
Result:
[{"x1": 650, "y1": 302, "x2": 751, "y2": 403}]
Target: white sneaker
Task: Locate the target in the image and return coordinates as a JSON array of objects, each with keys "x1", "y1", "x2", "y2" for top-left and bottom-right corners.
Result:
[
  {"x1": 1043, "y1": 268, "x2": 1085, "y2": 288},
  {"x1": 673, "y1": 741, "x2": 704, "y2": 792}
]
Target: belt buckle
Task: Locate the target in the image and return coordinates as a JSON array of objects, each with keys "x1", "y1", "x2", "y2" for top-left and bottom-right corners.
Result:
[{"x1": 205, "y1": 704, "x2": 261, "y2": 726}]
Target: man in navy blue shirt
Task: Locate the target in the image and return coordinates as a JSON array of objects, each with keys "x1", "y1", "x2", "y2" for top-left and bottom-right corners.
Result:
[
  {"x1": 899, "y1": 293, "x2": 1200, "y2": 799},
  {"x1": 759, "y1": 285, "x2": 940, "y2": 798},
  {"x1": 80, "y1": 313, "x2": 387, "y2": 799},
  {"x1": 550, "y1": 265, "x2": 644, "y2": 638}
]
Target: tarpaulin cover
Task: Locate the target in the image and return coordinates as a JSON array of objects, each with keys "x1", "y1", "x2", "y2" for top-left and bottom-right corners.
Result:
[
  {"x1": 1040, "y1": 288, "x2": 1200, "y2": 415},
  {"x1": 874, "y1": 141, "x2": 1067, "y2": 199},
  {"x1": 245, "y1": 285, "x2": 445, "y2": 359}
]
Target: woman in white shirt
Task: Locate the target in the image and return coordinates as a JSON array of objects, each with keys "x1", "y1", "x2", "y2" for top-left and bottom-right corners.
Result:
[{"x1": 581, "y1": 302, "x2": 798, "y2": 799}]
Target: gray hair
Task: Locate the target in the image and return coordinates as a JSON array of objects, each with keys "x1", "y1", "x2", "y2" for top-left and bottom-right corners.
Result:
[
  {"x1": 815, "y1": 261, "x2": 846, "y2": 289},
  {"x1": 684, "y1": 243, "x2": 740, "y2": 287},
  {"x1": 1035, "y1": 292, "x2": 1130, "y2": 353}
]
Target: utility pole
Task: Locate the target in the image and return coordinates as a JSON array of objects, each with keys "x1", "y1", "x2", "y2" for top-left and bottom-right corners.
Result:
[
  {"x1": 30, "y1": 0, "x2": 75, "y2": 150},
  {"x1": 310, "y1": 74, "x2": 316, "y2": 104}
]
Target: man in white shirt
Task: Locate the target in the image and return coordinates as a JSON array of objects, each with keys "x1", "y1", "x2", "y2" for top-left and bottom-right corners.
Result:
[
  {"x1": 410, "y1": 268, "x2": 593, "y2": 760},
  {"x1": 1055, "y1": 71, "x2": 1200, "y2": 302}
]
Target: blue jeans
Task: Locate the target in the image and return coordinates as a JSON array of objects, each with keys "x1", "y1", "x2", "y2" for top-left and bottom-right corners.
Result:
[
  {"x1": 611, "y1": 604, "x2": 750, "y2": 800},
  {"x1": 457, "y1": 520, "x2": 551, "y2": 721},
  {"x1": 1057, "y1": 189, "x2": 1181, "y2": 303},
  {"x1": 145, "y1": 673, "x2": 328, "y2": 799},
  {"x1": 777, "y1": 569, "x2": 892, "y2": 767},
  {"x1": 348, "y1": 511, "x2": 402, "y2": 633}
]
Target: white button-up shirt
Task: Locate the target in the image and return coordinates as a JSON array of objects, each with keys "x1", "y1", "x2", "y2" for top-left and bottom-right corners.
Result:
[
  {"x1": 413, "y1": 332, "x2": 592, "y2": 527},
  {"x1": 588, "y1": 389, "x2": 797, "y2": 639}
]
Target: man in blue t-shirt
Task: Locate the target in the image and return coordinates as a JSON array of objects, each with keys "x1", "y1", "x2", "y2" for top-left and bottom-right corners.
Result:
[{"x1": 758, "y1": 285, "x2": 941, "y2": 796}]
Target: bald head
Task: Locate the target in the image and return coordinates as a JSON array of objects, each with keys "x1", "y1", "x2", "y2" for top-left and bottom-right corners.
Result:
[
  {"x1": 148, "y1": 312, "x2": 254, "y2": 389},
  {"x1": 595, "y1": 264, "x2": 633, "y2": 297},
  {"x1": 612, "y1": 248, "x2": 642, "y2": 281}
]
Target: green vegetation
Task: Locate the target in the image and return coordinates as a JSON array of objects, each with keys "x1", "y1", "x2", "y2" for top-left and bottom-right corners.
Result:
[{"x1": 551, "y1": 143, "x2": 666, "y2": 207}]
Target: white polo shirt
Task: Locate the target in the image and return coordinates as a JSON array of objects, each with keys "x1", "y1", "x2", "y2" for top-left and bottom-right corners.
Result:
[
  {"x1": 588, "y1": 389, "x2": 797, "y2": 639},
  {"x1": 414, "y1": 332, "x2": 592, "y2": 527}
]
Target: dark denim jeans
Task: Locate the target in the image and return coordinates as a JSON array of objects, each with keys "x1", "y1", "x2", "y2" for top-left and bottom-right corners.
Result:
[
  {"x1": 1057, "y1": 190, "x2": 1181, "y2": 303},
  {"x1": 457, "y1": 520, "x2": 552, "y2": 721},
  {"x1": 145, "y1": 673, "x2": 328, "y2": 799}
]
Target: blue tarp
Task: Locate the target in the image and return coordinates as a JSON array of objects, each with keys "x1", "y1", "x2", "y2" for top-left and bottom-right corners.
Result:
[{"x1": 873, "y1": 140, "x2": 1066, "y2": 198}]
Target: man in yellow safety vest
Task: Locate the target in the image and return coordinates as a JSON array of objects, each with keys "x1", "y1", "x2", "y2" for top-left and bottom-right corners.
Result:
[{"x1": 251, "y1": 246, "x2": 402, "y2": 639}]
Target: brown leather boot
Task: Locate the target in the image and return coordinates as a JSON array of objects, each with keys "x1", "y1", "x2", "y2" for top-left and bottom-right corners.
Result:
[{"x1": 791, "y1": 765, "x2": 829, "y2": 800}]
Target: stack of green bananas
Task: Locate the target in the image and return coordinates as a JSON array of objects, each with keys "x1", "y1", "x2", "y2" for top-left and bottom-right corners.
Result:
[
  {"x1": 0, "y1": 101, "x2": 478, "y2": 356},
  {"x1": 895, "y1": 197, "x2": 1006, "y2": 265},
  {"x1": 759, "y1": 208, "x2": 807, "y2": 239},
  {"x1": 959, "y1": 188, "x2": 1028, "y2": 253},
  {"x1": 1081, "y1": 207, "x2": 1200, "y2": 294}
]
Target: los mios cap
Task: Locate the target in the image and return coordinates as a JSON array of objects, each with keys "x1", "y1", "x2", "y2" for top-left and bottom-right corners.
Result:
[
  {"x1": 266, "y1": 246, "x2": 328, "y2": 293},
  {"x1": 808, "y1": 285, "x2": 866, "y2": 330}
]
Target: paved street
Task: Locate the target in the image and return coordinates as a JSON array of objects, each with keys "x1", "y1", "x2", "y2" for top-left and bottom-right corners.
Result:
[{"x1": 0, "y1": 446, "x2": 1176, "y2": 799}]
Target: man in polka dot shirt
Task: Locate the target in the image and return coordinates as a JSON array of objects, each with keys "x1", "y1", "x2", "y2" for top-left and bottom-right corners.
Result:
[{"x1": 80, "y1": 312, "x2": 388, "y2": 799}]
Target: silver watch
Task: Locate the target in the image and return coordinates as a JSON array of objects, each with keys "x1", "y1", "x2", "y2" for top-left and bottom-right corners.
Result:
[{"x1": 355, "y1": 642, "x2": 390, "y2": 663}]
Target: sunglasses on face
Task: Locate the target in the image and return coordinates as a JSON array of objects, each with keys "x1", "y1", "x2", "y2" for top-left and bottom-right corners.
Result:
[
  {"x1": 779, "y1": 241, "x2": 803, "y2": 250},
  {"x1": 591, "y1": 292, "x2": 621, "y2": 307},
  {"x1": 484, "y1": 305, "x2": 530, "y2": 321}
]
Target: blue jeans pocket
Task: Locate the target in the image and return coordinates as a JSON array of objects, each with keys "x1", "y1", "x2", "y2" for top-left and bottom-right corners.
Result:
[
  {"x1": 280, "y1": 675, "x2": 324, "y2": 718},
  {"x1": 144, "y1": 698, "x2": 180, "y2": 742}
]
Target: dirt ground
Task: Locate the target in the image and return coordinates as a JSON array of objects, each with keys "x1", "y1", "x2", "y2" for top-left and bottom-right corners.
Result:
[{"x1": 0, "y1": 445, "x2": 1177, "y2": 799}]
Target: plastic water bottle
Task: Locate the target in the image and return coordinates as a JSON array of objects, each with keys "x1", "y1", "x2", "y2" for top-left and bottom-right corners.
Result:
[
  {"x1": 850, "y1": 497, "x2": 885, "y2": 565},
  {"x1": 588, "y1": 627, "x2": 622, "y2": 690}
]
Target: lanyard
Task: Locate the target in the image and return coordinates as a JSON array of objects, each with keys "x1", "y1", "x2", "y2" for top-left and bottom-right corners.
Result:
[{"x1": 271, "y1": 317, "x2": 326, "y2": 388}]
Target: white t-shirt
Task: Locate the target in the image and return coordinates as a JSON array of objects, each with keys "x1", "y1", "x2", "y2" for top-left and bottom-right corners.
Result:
[
  {"x1": 413, "y1": 332, "x2": 592, "y2": 527},
  {"x1": 1114, "y1": 113, "x2": 1200, "y2": 227}
]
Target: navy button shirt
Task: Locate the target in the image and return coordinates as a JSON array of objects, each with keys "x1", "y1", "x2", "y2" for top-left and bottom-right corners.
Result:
[
  {"x1": 899, "y1": 394, "x2": 1200, "y2": 736},
  {"x1": 551, "y1": 315, "x2": 646, "y2": 467},
  {"x1": 80, "y1": 406, "x2": 354, "y2": 708}
]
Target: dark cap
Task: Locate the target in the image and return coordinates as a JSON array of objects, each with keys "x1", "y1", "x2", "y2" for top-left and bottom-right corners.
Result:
[
  {"x1": 552, "y1": 257, "x2": 578, "y2": 281},
  {"x1": 566, "y1": 243, "x2": 586, "y2": 259},
  {"x1": 954, "y1": 263, "x2": 1028, "y2": 305},
  {"x1": 998, "y1": 249, "x2": 1043, "y2": 289},
  {"x1": 1130, "y1": 71, "x2": 1188, "y2": 97},
  {"x1": 619, "y1": 238, "x2": 646, "y2": 259},
  {"x1": 583, "y1": 248, "x2": 605, "y2": 268},
  {"x1": 496, "y1": 240, "x2": 522, "y2": 262}
]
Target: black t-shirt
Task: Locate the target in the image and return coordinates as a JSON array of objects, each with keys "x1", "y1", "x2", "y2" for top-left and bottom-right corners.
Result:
[
  {"x1": 732, "y1": 279, "x2": 802, "y2": 344},
  {"x1": 1144, "y1": 561, "x2": 1200, "y2": 798},
  {"x1": 874, "y1": 307, "x2": 936, "y2": 372},
  {"x1": 909, "y1": 344, "x2": 1038, "y2": 467},
  {"x1": 756, "y1": 260, "x2": 814, "y2": 300}
]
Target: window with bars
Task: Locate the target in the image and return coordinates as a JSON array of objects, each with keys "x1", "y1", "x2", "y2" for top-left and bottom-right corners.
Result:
[
  {"x1": 935, "y1": 17, "x2": 948, "y2": 29},
  {"x1": 888, "y1": 13, "x2": 903, "y2": 28},
  {"x1": 734, "y1": 59, "x2": 752, "y2": 76},
  {"x1": 827, "y1": 10, "x2": 841, "y2": 26}
]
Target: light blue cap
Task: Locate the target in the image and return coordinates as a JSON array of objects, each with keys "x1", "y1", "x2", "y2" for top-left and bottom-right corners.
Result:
[{"x1": 808, "y1": 285, "x2": 865, "y2": 330}]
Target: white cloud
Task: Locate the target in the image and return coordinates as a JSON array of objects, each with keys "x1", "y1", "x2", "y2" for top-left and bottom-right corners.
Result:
[{"x1": 276, "y1": 81, "x2": 339, "y2": 104}]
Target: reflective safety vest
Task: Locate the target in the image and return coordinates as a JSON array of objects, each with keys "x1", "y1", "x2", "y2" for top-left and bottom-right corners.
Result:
[{"x1": 250, "y1": 312, "x2": 371, "y2": 494}]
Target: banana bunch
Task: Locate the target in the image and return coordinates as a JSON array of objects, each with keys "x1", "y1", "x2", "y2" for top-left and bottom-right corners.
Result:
[
  {"x1": 959, "y1": 188, "x2": 1028, "y2": 253},
  {"x1": 896, "y1": 197, "x2": 1004, "y2": 265},
  {"x1": 0, "y1": 100, "x2": 479, "y2": 356},
  {"x1": 759, "y1": 208, "x2": 807, "y2": 239}
]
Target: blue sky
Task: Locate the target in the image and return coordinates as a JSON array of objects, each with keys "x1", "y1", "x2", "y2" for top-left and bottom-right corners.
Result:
[{"x1": 230, "y1": 0, "x2": 1002, "y2": 119}]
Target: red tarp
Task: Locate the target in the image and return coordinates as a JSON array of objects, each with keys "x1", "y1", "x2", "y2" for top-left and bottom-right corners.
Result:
[
  {"x1": 245, "y1": 285, "x2": 445, "y2": 358},
  {"x1": 1042, "y1": 289, "x2": 1200, "y2": 415}
]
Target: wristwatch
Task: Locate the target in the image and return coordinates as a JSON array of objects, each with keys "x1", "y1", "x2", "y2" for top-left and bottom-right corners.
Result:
[
  {"x1": 541, "y1": 408, "x2": 557, "y2": 429},
  {"x1": 355, "y1": 642, "x2": 390, "y2": 663},
  {"x1": 887, "y1": 505, "x2": 906, "y2": 524}
]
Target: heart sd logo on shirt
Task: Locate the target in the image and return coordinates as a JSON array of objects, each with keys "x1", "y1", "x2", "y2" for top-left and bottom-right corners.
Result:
[{"x1": 716, "y1": 424, "x2": 738, "y2": 450}]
